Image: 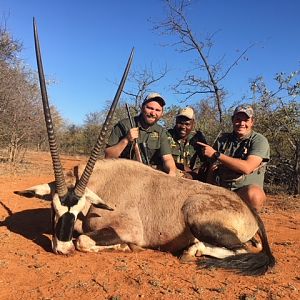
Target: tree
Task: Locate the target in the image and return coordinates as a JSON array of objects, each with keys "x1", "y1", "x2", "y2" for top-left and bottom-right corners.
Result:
[
  {"x1": 193, "y1": 100, "x2": 231, "y2": 144},
  {"x1": 123, "y1": 64, "x2": 169, "y2": 111},
  {"x1": 59, "y1": 123, "x2": 84, "y2": 155},
  {"x1": 0, "y1": 23, "x2": 22, "y2": 63},
  {"x1": 0, "y1": 60, "x2": 44, "y2": 162},
  {"x1": 250, "y1": 71, "x2": 300, "y2": 194},
  {"x1": 80, "y1": 103, "x2": 129, "y2": 158},
  {"x1": 0, "y1": 24, "x2": 63, "y2": 162},
  {"x1": 154, "y1": 0, "x2": 254, "y2": 126},
  {"x1": 82, "y1": 111, "x2": 105, "y2": 155}
]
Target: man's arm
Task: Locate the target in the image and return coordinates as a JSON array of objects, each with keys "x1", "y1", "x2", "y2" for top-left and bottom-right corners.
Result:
[
  {"x1": 159, "y1": 129, "x2": 177, "y2": 176},
  {"x1": 162, "y1": 154, "x2": 177, "y2": 176},
  {"x1": 197, "y1": 142, "x2": 263, "y2": 174},
  {"x1": 104, "y1": 137, "x2": 130, "y2": 158},
  {"x1": 105, "y1": 127, "x2": 139, "y2": 159}
]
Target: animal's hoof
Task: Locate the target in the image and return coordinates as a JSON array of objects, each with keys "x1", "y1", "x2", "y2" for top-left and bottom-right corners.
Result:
[
  {"x1": 179, "y1": 252, "x2": 197, "y2": 264},
  {"x1": 128, "y1": 244, "x2": 145, "y2": 252},
  {"x1": 244, "y1": 237, "x2": 262, "y2": 253},
  {"x1": 75, "y1": 235, "x2": 95, "y2": 252}
]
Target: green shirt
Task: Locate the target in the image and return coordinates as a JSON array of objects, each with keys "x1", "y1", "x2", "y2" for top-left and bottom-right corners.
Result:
[
  {"x1": 213, "y1": 131, "x2": 270, "y2": 190},
  {"x1": 106, "y1": 115, "x2": 172, "y2": 166},
  {"x1": 167, "y1": 128, "x2": 207, "y2": 170}
]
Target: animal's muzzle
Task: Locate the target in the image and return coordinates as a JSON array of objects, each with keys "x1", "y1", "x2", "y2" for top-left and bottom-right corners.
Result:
[{"x1": 55, "y1": 212, "x2": 76, "y2": 242}]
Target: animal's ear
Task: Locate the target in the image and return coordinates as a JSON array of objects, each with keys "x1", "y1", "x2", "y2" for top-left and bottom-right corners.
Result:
[
  {"x1": 14, "y1": 182, "x2": 55, "y2": 200},
  {"x1": 85, "y1": 188, "x2": 114, "y2": 211}
]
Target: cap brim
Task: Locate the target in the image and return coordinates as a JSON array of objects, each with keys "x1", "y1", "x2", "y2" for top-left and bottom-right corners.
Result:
[
  {"x1": 143, "y1": 97, "x2": 165, "y2": 107},
  {"x1": 233, "y1": 111, "x2": 252, "y2": 118},
  {"x1": 177, "y1": 114, "x2": 193, "y2": 119}
]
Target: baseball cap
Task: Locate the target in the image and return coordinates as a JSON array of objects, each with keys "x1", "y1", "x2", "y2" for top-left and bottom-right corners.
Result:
[
  {"x1": 142, "y1": 92, "x2": 166, "y2": 107},
  {"x1": 233, "y1": 105, "x2": 254, "y2": 118},
  {"x1": 176, "y1": 107, "x2": 195, "y2": 120}
]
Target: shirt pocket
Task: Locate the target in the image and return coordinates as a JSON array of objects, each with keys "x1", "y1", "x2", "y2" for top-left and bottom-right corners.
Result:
[{"x1": 147, "y1": 137, "x2": 160, "y2": 150}]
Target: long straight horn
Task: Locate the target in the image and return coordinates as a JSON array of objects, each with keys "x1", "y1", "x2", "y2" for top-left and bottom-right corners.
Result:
[
  {"x1": 33, "y1": 18, "x2": 68, "y2": 198},
  {"x1": 74, "y1": 48, "x2": 134, "y2": 197}
]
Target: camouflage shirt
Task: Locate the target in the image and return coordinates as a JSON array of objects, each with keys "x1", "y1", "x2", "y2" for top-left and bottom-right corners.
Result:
[
  {"x1": 167, "y1": 128, "x2": 207, "y2": 170},
  {"x1": 213, "y1": 131, "x2": 270, "y2": 190},
  {"x1": 106, "y1": 115, "x2": 172, "y2": 167}
]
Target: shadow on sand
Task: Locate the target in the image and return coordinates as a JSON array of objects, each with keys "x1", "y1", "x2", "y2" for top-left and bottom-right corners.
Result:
[{"x1": 0, "y1": 203, "x2": 52, "y2": 252}]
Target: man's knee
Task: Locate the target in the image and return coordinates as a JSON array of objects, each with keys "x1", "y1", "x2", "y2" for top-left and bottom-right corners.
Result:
[{"x1": 235, "y1": 185, "x2": 266, "y2": 212}]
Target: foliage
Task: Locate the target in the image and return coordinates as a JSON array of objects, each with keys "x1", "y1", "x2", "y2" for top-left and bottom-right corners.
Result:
[
  {"x1": 123, "y1": 65, "x2": 169, "y2": 109},
  {"x1": 1, "y1": 13, "x2": 299, "y2": 194},
  {"x1": 249, "y1": 72, "x2": 300, "y2": 194},
  {"x1": 58, "y1": 124, "x2": 84, "y2": 155},
  {"x1": 0, "y1": 24, "x2": 63, "y2": 162},
  {"x1": 0, "y1": 25, "x2": 22, "y2": 63},
  {"x1": 154, "y1": 0, "x2": 254, "y2": 125}
]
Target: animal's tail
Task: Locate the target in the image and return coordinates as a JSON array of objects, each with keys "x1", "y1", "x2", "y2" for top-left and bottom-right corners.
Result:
[{"x1": 198, "y1": 208, "x2": 275, "y2": 276}]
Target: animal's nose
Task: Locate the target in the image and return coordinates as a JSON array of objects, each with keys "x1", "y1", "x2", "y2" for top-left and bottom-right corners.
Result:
[{"x1": 56, "y1": 247, "x2": 75, "y2": 256}]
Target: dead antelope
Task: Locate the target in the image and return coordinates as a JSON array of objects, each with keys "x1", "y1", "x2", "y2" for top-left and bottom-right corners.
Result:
[{"x1": 15, "y1": 19, "x2": 275, "y2": 276}]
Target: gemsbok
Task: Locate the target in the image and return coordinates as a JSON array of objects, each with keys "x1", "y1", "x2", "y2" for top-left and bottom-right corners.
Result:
[{"x1": 15, "y1": 18, "x2": 275, "y2": 276}]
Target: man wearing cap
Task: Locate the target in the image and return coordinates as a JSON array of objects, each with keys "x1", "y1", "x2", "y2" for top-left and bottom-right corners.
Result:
[
  {"x1": 105, "y1": 92, "x2": 177, "y2": 176},
  {"x1": 167, "y1": 107, "x2": 207, "y2": 179},
  {"x1": 198, "y1": 104, "x2": 270, "y2": 211}
]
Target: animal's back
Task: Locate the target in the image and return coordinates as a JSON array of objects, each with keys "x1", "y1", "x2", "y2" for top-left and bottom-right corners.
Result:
[{"x1": 80, "y1": 159, "x2": 257, "y2": 249}]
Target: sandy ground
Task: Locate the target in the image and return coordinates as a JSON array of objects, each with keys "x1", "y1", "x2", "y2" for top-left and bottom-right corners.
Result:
[{"x1": 0, "y1": 151, "x2": 299, "y2": 300}]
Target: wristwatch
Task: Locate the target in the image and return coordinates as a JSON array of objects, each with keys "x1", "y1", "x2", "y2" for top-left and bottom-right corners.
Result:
[{"x1": 213, "y1": 151, "x2": 221, "y2": 161}]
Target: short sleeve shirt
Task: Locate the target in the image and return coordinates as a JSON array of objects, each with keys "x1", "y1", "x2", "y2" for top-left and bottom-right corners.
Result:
[
  {"x1": 167, "y1": 128, "x2": 207, "y2": 169},
  {"x1": 214, "y1": 131, "x2": 270, "y2": 189},
  {"x1": 106, "y1": 115, "x2": 172, "y2": 166}
]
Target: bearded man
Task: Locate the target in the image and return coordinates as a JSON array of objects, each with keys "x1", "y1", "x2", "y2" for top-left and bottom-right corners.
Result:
[{"x1": 105, "y1": 92, "x2": 176, "y2": 176}]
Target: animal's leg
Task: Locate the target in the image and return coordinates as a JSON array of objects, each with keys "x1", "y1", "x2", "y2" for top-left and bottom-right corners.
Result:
[
  {"x1": 180, "y1": 240, "x2": 247, "y2": 263},
  {"x1": 182, "y1": 209, "x2": 249, "y2": 261},
  {"x1": 76, "y1": 227, "x2": 130, "y2": 253},
  {"x1": 187, "y1": 219, "x2": 246, "y2": 250},
  {"x1": 82, "y1": 207, "x2": 145, "y2": 252}
]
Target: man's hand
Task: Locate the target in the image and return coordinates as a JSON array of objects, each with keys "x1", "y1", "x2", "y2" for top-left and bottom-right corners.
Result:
[
  {"x1": 162, "y1": 154, "x2": 177, "y2": 176},
  {"x1": 197, "y1": 142, "x2": 216, "y2": 159},
  {"x1": 126, "y1": 127, "x2": 139, "y2": 142},
  {"x1": 197, "y1": 142, "x2": 263, "y2": 175}
]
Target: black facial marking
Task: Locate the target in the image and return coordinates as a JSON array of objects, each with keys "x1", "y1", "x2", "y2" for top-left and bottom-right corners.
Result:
[
  {"x1": 51, "y1": 203, "x2": 55, "y2": 236},
  {"x1": 55, "y1": 212, "x2": 75, "y2": 242},
  {"x1": 60, "y1": 190, "x2": 80, "y2": 207}
]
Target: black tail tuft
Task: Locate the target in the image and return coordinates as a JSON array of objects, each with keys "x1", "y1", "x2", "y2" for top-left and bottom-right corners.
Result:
[{"x1": 198, "y1": 252, "x2": 275, "y2": 276}]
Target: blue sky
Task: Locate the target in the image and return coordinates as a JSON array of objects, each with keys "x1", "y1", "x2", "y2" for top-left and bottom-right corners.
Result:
[{"x1": 1, "y1": 0, "x2": 300, "y2": 125}]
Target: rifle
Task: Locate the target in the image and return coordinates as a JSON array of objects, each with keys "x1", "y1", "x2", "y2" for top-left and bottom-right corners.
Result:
[
  {"x1": 125, "y1": 103, "x2": 143, "y2": 163},
  {"x1": 212, "y1": 130, "x2": 222, "y2": 146},
  {"x1": 141, "y1": 142, "x2": 150, "y2": 165}
]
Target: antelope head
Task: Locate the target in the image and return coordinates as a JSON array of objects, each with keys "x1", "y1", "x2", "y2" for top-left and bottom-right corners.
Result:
[{"x1": 20, "y1": 18, "x2": 134, "y2": 255}]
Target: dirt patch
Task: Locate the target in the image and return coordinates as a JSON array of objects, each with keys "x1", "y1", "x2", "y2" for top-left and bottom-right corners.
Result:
[{"x1": 0, "y1": 151, "x2": 299, "y2": 299}]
